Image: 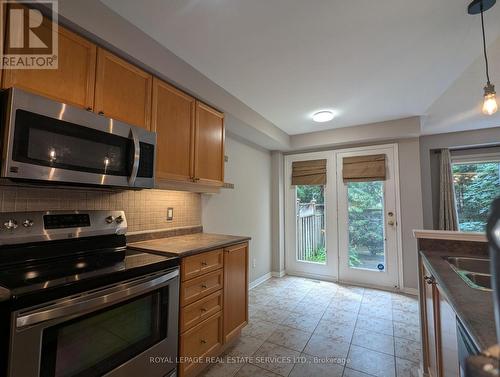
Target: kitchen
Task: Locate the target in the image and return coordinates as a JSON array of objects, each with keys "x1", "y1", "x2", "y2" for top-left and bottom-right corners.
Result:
[{"x1": 0, "y1": 1, "x2": 499, "y2": 377}]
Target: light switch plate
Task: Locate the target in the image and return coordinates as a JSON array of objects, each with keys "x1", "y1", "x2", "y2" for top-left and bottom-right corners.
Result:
[{"x1": 167, "y1": 208, "x2": 174, "y2": 221}]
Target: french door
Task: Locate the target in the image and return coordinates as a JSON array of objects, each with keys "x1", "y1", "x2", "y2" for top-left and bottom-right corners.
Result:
[
  {"x1": 285, "y1": 145, "x2": 401, "y2": 289},
  {"x1": 337, "y1": 145, "x2": 400, "y2": 288}
]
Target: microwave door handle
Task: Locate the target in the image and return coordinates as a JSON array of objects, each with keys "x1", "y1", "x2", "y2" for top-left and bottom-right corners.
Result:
[{"x1": 128, "y1": 127, "x2": 140, "y2": 186}]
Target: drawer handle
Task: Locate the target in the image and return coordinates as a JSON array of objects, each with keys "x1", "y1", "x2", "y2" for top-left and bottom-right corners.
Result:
[
  {"x1": 200, "y1": 339, "x2": 207, "y2": 344},
  {"x1": 201, "y1": 283, "x2": 207, "y2": 289},
  {"x1": 200, "y1": 307, "x2": 207, "y2": 313},
  {"x1": 424, "y1": 276, "x2": 436, "y2": 285},
  {"x1": 201, "y1": 261, "x2": 207, "y2": 266}
]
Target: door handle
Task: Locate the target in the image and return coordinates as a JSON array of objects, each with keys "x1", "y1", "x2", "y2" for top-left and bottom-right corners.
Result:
[{"x1": 128, "y1": 127, "x2": 140, "y2": 186}]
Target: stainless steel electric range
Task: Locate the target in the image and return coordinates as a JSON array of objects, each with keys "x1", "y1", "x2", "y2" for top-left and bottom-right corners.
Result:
[{"x1": 0, "y1": 210, "x2": 179, "y2": 377}]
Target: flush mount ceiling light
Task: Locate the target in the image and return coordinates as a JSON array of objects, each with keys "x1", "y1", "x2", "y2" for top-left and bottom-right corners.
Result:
[
  {"x1": 468, "y1": 0, "x2": 498, "y2": 115},
  {"x1": 312, "y1": 110, "x2": 335, "y2": 123}
]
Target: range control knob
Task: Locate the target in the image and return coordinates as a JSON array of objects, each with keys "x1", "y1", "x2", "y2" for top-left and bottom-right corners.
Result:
[
  {"x1": 22, "y1": 219, "x2": 34, "y2": 228},
  {"x1": 4, "y1": 219, "x2": 18, "y2": 230},
  {"x1": 115, "y1": 215, "x2": 124, "y2": 224},
  {"x1": 105, "y1": 216, "x2": 115, "y2": 224}
]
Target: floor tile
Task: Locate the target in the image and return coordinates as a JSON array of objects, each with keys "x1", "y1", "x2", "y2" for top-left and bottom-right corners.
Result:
[
  {"x1": 355, "y1": 315, "x2": 394, "y2": 336},
  {"x1": 201, "y1": 361, "x2": 243, "y2": 377},
  {"x1": 267, "y1": 324, "x2": 312, "y2": 352},
  {"x1": 226, "y1": 335, "x2": 266, "y2": 357},
  {"x1": 395, "y1": 357, "x2": 420, "y2": 377},
  {"x1": 281, "y1": 311, "x2": 322, "y2": 332},
  {"x1": 234, "y1": 363, "x2": 281, "y2": 377},
  {"x1": 251, "y1": 341, "x2": 301, "y2": 376},
  {"x1": 322, "y1": 307, "x2": 358, "y2": 325},
  {"x1": 392, "y1": 308, "x2": 419, "y2": 325},
  {"x1": 328, "y1": 298, "x2": 361, "y2": 313},
  {"x1": 343, "y1": 368, "x2": 376, "y2": 377},
  {"x1": 314, "y1": 318, "x2": 355, "y2": 343},
  {"x1": 394, "y1": 337, "x2": 421, "y2": 363},
  {"x1": 288, "y1": 353, "x2": 344, "y2": 377},
  {"x1": 303, "y1": 333, "x2": 350, "y2": 359},
  {"x1": 393, "y1": 322, "x2": 420, "y2": 342},
  {"x1": 346, "y1": 344, "x2": 396, "y2": 377},
  {"x1": 358, "y1": 304, "x2": 393, "y2": 320},
  {"x1": 241, "y1": 320, "x2": 278, "y2": 341},
  {"x1": 351, "y1": 328, "x2": 395, "y2": 355}
]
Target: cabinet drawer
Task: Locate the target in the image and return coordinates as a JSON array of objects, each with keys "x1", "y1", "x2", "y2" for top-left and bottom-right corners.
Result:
[
  {"x1": 181, "y1": 269, "x2": 223, "y2": 306},
  {"x1": 180, "y1": 290, "x2": 223, "y2": 333},
  {"x1": 181, "y1": 249, "x2": 223, "y2": 281},
  {"x1": 179, "y1": 311, "x2": 222, "y2": 377}
]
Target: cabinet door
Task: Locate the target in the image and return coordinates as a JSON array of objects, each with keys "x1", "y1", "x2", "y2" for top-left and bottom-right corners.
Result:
[
  {"x1": 194, "y1": 102, "x2": 224, "y2": 186},
  {"x1": 438, "y1": 286, "x2": 459, "y2": 377},
  {"x1": 94, "y1": 48, "x2": 152, "y2": 130},
  {"x1": 223, "y1": 243, "x2": 248, "y2": 343},
  {"x1": 2, "y1": 24, "x2": 96, "y2": 109},
  {"x1": 423, "y1": 265, "x2": 441, "y2": 377},
  {"x1": 152, "y1": 78, "x2": 195, "y2": 182}
]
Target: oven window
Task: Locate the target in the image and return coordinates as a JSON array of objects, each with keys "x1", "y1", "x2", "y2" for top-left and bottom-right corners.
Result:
[{"x1": 40, "y1": 291, "x2": 167, "y2": 377}]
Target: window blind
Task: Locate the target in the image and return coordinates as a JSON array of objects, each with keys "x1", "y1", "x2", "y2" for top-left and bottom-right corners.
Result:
[
  {"x1": 342, "y1": 154, "x2": 386, "y2": 182},
  {"x1": 291, "y1": 159, "x2": 327, "y2": 185}
]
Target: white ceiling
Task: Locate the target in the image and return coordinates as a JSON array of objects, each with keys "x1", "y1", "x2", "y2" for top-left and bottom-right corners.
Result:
[{"x1": 101, "y1": 0, "x2": 500, "y2": 135}]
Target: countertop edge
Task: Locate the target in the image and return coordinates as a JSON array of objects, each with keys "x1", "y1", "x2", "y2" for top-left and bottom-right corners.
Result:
[{"x1": 413, "y1": 229, "x2": 487, "y2": 242}]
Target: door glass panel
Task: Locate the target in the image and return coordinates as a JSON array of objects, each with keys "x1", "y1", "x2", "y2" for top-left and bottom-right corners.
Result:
[
  {"x1": 347, "y1": 181, "x2": 386, "y2": 271},
  {"x1": 296, "y1": 185, "x2": 326, "y2": 264}
]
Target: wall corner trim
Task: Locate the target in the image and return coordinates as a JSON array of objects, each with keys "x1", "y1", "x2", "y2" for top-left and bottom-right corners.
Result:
[{"x1": 249, "y1": 272, "x2": 272, "y2": 290}]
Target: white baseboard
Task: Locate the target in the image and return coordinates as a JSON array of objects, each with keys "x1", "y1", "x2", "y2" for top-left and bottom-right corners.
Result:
[
  {"x1": 401, "y1": 287, "x2": 419, "y2": 296},
  {"x1": 249, "y1": 272, "x2": 272, "y2": 290},
  {"x1": 271, "y1": 270, "x2": 286, "y2": 278}
]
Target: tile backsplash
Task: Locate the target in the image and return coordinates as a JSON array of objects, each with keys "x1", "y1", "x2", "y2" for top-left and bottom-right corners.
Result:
[{"x1": 0, "y1": 185, "x2": 201, "y2": 233}]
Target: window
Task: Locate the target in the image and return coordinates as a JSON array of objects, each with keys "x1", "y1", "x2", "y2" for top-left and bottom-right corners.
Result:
[{"x1": 452, "y1": 159, "x2": 500, "y2": 232}]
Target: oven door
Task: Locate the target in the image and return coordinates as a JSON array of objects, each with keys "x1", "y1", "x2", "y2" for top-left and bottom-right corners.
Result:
[
  {"x1": 1, "y1": 88, "x2": 155, "y2": 188},
  {"x1": 8, "y1": 268, "x2": 179, "y2": 377}
]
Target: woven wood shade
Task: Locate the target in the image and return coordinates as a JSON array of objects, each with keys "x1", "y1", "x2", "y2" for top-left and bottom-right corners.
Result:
[
  {"x1": 291, "y1": 159, "x2": 327, "y2": 185},
  {"x1": 342, "y1": 154, "x2": 386, "y2": 182}
]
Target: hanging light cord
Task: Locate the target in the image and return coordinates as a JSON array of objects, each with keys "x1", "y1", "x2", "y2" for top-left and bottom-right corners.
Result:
[{"x1": 480, "y1": 4, "x2": 491, "y2": 85}]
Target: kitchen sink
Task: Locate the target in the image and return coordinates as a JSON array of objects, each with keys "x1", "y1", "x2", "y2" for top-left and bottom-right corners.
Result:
[
  {"x1": 445, "y1": 256, "x2": 491, "y2": 274},
  {"x1": 444, "y1": 256, "x2": 492, "y2": 291},
  {"x1": 462, "y1": 272, "x2": 491, "y2": 290}
]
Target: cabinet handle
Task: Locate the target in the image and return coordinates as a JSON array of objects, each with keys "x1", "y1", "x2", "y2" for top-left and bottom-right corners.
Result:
[
  {"x1": 200, "y1": 307, "x2": 207, "y2": 313},
  {"x1": 98, "y1": 111, "x2": 104, "y2": 116},
  {"x1": 424, "y1": 276, "x2": 436, "y2": 285},
  {"x1": 193, "y1": 177, "x2": 200, "y2": 182},
  {"x1": 85, "y1": 107, "x2": 92, "y2": 111},
  {"x1": 200, "y1": 339, "x2": 207, "y2": 344},
  {"x1": 201, "y1": 261, "x2": 207, "y2": 266},
  {"x1": 201, "y1": 283, "x2": 207, "y2": 289}
]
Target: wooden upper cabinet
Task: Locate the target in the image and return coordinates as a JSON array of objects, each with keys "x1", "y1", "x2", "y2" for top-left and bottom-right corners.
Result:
[
  {"x1": 194, "y1": 102, "x2": 225, "y2": 186},
  {"x1": 2, "y1": 24, "x2": 97, "y2": 110},
  {"x1": 152, "y1": 78, "x2": 195, "y2": 182},
  {"x1": 223, "y1": 243, "x2": 248, "y2": 344},
  {"x1": 94, "y1": 48, "x2": 152, "y2": 130}
]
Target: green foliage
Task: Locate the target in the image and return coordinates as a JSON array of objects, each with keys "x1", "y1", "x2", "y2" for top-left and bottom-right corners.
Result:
[
  {"x1": 347, "y1": 181, "x2": 384, "y2": 255},
  {"x1": 304, "y1": 246, "x2": 326, "y2": 263},
  {"x1": 453, "y1": 162, "x2": 500, "y2": 232},
  {"x1": 349, "y1": 246, "x2": 362, "y2": 267},
  {"x1": 296, "y1": 185, "x2": 324, "y2": 204}
]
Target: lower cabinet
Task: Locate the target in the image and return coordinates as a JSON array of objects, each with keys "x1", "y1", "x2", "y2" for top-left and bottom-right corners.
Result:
[
  {"x1": 178, "y1": 242, "x2": 248, "y2": 377},
  {"x1": 421, "y1": 261, "x2": 459, "y2": 377}
]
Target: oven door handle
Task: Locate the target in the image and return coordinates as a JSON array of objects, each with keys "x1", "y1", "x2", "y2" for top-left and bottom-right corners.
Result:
[
  {"x1": 128, "y1": 127, "x2": 141, "y2": 186},
  {"x1": 16, "y1": 269, "x2": 179, "y2": 328}
]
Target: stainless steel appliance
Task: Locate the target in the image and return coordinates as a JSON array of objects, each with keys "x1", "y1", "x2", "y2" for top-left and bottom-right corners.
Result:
[
  {"x1": 0, "y1": 210, "x2": 179, "y2": 377},
  {"x1": 0, "y1": 88, "x2": 156, "y2": 188}
]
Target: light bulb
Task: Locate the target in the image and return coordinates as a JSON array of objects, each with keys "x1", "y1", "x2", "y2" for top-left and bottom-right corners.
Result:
[
  {"x1": 483, "y1": 92, "x2": 498, "y2": 115},
  {"x1": 483, "y1": 83, "x2": 498, "y2": 115}
]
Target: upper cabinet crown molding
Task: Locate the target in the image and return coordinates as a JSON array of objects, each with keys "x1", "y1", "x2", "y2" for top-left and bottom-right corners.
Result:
[
  {"x1": 2, "y1": 24, "x2": 97, "y2": 110},
  {"x1": 94, "y1": 48, "x2": 153, "y2": 130}
]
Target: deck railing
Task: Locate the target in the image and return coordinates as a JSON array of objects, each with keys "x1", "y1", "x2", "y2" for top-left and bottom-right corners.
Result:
[{"x1": 296, "y1": 201, "x2": 325, "y2": 261}]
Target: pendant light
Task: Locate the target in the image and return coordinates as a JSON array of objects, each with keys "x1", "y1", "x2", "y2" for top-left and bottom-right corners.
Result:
[{"x1": 468, "y1": 0, "x2": 497, "y2": 115}]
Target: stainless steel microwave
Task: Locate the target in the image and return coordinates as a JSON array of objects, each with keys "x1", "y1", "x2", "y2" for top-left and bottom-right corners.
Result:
[{"x1": 0, "y1": 88, "x2": 156, "y2": 188}]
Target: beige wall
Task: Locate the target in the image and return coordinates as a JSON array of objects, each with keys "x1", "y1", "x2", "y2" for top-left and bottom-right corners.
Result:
[
  {"x1": 201, "y1": 135, "x2": 272, "y2": 284},
  {"x1": 0, "y1": 185, "x2": 201, "y2": 233}
]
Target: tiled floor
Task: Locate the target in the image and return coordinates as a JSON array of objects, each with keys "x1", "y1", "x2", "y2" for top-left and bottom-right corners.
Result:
[{"x1": 201, "y1": 276, "x2": 421, "y2": 377}]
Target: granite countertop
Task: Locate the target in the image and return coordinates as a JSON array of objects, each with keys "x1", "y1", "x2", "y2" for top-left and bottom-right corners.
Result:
[
  {"x1": 420, "y1": 249, "x2": 495, "y2": 351},
  {"x1": 128, "y1": 232, "x2": 251, "y2": 257}
]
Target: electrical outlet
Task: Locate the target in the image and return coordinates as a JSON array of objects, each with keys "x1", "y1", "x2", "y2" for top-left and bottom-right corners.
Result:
[
  {"x1": 166, "y1": 208, "x2": 173, "y2": 221},
  {"x1": 252, "y1": 258, "x2": 256, "y2": 268}
]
